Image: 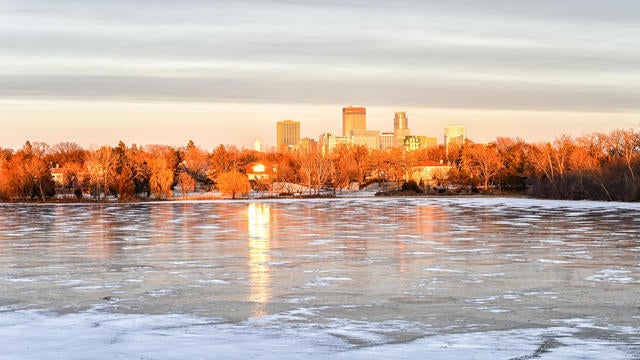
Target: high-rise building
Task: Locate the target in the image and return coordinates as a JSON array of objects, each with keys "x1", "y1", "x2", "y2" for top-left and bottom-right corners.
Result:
[
  {"x1": 318, "y1": 133, "x2": 332, "y2": 156},
  {"x1": 276, "y1": 120, "x2": 300, "y2": 151},
  {"x1": 342, "y1": 106, "x2": 366, "y2": 137},
  {"x1": 444, "y1": 125, "x2": 465, "y2": 150},
  {"x1": 404, "y1": 135, "x2": 437, "y2": 152},
  {"x1": 393, "y1": 112, "x2": 410, "y2": 147},
  {"x1": 351, "y1": 129, "x2": 380, "y2": 150},
  {"x1": 422, "y1": 137, "x2": 437, "y2": 148},
  {"x1": 299, "y1": 137, "x2": 318, "y2": 152},
  {"x1": 380, "y1": 132, "x2": 395, "y2": 150}
]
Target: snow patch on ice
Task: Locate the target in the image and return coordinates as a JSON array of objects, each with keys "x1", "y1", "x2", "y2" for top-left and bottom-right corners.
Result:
[
  {"x1": 284, "y1": 297, "x2": 318, "y2": 304},
  {"x1": 538, "y1": 259, "x2": 571, "y2": 264},
  {"x1": 586, "y1": 268, "x2": 636, "y2": 284},
  {"x1": 424, "y1": 267, "x2": 466, "y2": 274},
  {"x1": 472, "y1": 273, "x2": 505, "y2": 278},
  {"x1": 304, "y1": 276, "x2": 352, "y2": 287},
  {"x1": 555, "y1": 318, "x2": 639, "y2": 334},
  {"x1": 146, "y1": 289, "x2": 177, "y2": 297},
  {"x1": 197, "y1": 279, "x2": 230, "y2": 285},
  {"x1": 0, "y1": 303, "x2": 636, "y2": 359}
]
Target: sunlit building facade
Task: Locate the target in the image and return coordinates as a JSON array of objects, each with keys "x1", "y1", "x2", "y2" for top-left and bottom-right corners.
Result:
[
  {"x1": 351, "y1": 129, "x2": 380, "y2": 150},
  {"x1": 423, "y1": 137, "x2": 437, "y2": 148},
  {"x1": 299, "y1": 137, "x2": 318, "y2": 152},
  {"x1": 246, "y1": 162, "x2": 276, "y2": 181},
  {"x1": 444, "y1": 125, "x2": 465, "y2": 149},
  {"x1": 404, "y1": 135, "x2": 422, "y2": 152},
  {"x1": 380, "y1": 132, "x2": 395, "y2": 150},
  {"x1": 410, "y1": 160, "x2": 452, "y2": 186},
  {"x1": 253, "y1": 139, "x2": 263, "y2": 152},
  {"x1": 342, "y1": 106, "x2": 366, "y2": 137},
  {"x1": 328, "y1": 136, "x2": 352, "y2": 152},
  {"x1": 318, "y1": 133, "x2": 332, "y2": 156},
  {"x1": 404, "y1": 135, "x2": 437, "y2": 152},
  {"x1": 276, "y1": 120, "x2": 300, "y2": 151},
  {"x1": 393, "y1": 111, "x2": 410, "y2": 147}
]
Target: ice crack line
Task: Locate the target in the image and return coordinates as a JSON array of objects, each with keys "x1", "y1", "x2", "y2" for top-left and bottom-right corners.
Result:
[{"x1": 509, "y1": 338, "x2": 558, "y2": 360}]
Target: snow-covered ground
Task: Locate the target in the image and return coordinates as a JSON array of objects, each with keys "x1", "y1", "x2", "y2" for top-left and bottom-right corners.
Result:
[
  {"x1": 0, "y1": 198, "x2": 638, "y2": 359},
  {"x1": 0, "y1": 309, "x2": 636, "y2": 359}
]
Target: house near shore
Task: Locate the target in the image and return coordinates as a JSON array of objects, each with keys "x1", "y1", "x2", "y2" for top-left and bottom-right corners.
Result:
[
  {"x1": 246, "y1": 162, "x2": 277, "y2": 181},
  {"x1": 50, "y1": 167, "x2": 64, "y2": 186},
  {"x1": 410, "y1": 161, "x2": 452, "y2": 186}
]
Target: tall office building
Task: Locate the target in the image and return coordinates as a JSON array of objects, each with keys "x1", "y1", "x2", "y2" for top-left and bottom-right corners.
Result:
[
  {"x1": 444, "y1": 125, "x2": 466, "y2": 149},
  {"x1": 318, "y1": 133, "x2": 332, "y2": 156},
  {"x1": 393, "y1": 111, "x2": 410, "y2": 147},
  {"x1": 342, "y1": 106, "x2": 366, "y2": 137},
  {"x1": 380, "y1": 132, "x2": 395, "y2": 150},
  {"x1": 276, "y1": 120, "x2": 300, "y2": 151},
  {"x1": 299, "y1": 137, "x2": 318, "y2": 152}
]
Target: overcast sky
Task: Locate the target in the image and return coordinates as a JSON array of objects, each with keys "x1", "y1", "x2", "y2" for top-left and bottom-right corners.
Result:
[{"x1": 1, "y1": 0, "x2": 639, "y2": 149}]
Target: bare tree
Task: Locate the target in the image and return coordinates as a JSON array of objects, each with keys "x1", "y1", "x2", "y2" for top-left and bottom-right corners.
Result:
[
  {"x1": 210, "y1": 144, "x2": 237, "y2": 178},
  {"x1": 462, "y1": 144, "x2": 504, "y2": 190},
  {"x1": 607, "y1": 129, "x2": 640, "y2": 182},
  {"x1": 297, "y1": 149, "x2": 332, "y2": 195},
  {"x1": 86, "y1": 146, "x2": 116, "y2": 200}
]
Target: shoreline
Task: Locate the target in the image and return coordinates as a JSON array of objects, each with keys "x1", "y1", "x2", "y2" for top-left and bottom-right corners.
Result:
[{"x1": 0, "y1": 191, "x2": 614, "y2": 205}]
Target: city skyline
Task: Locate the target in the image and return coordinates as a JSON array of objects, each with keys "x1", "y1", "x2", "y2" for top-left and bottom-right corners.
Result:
[
  {"x1": 2, "y1": 1, "x2": 640, "y2": 150},
  {"x1": 4, "y1": 102, "x2": 638, "y2": 151}
]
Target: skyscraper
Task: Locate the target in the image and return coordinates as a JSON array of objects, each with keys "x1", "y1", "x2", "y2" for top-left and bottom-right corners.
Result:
[
  {"x1": 444, "y1": 125, "x2": 466, "y2": 149},
  {"x1": 342, "y1": 106, "x2": 366, "y2": 137},
  {"x1": 276, "y1": 120, "x2": 300, "y2": 150},
  {"x1": 394, "y1": 111, "x2": 408, "y2": 131},
  {"x1": 318, "y1": 133, "x2": 332, "y2": 156},
  {"x1": 393, "y1": 111, "x2": 410, "y2": 147}
]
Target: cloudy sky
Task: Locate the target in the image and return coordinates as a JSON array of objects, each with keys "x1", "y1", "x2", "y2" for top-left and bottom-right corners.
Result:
[{"x1": 2, "y1": 0, "x2": 639, "y2": 149}]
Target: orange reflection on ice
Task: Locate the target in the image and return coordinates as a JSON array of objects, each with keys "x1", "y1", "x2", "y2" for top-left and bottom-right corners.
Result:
[{"x1": 247, "y1": 202, "x2": 271, "y2": 318}]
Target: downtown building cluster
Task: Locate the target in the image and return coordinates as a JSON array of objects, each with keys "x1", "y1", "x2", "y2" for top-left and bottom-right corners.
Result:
[{"x1": 271, "y1": 106, "x2": 466, "y2": 155}]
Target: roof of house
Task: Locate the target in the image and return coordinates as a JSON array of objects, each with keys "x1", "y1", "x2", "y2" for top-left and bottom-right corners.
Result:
[{"x1": 246, "y1": 162, "x2": 268, "y2": 173}]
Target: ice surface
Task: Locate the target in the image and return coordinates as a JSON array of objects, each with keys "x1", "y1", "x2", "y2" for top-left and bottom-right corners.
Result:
[{"x1": 1, "y1": 198, "x2": 639, "y2": 358}]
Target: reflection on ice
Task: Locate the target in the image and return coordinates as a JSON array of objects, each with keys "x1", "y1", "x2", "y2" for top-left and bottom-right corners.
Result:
[{"x1": 248, "y1": 202, "x2": 271, "y2": 317}]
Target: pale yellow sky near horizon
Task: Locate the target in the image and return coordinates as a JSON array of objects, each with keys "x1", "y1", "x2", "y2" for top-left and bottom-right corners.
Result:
[{"x1": 2, "y1": 99, "x2": 638, "y2": 151}]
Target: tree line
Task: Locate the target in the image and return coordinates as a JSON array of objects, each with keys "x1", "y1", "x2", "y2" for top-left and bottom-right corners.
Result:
[{"x1": 1, "y1": 128, "x2": 639, "y2": 202}]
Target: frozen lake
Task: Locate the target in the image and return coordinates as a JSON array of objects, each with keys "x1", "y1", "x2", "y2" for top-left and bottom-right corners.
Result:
[{"x1": 0, "y1": 197, "x2": 638, "y2": 359}]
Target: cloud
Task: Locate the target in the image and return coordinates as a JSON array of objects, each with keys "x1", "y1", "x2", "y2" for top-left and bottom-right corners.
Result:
[
  {"x1": 1, "y1": 73, "x2": 638, "y2": 112},
  {"x1": 1, "y1": 0, "x2": 639, "y2": 112}
]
